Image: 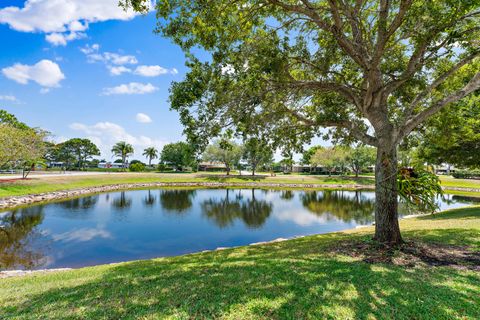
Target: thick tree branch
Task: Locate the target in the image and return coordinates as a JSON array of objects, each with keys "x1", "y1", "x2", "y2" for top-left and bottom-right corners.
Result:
[
  {"x1": 397, "y1": 71, "x2": 480, "y2": 142},
  {"x1": 279, "y1": 79, "x2": 361, "y2": 106},
  {"x1": 283, "y1": 106, "x2": 377, "y2": 146},
  {"x1": 266, "y1": 0, "x2": 369, "y2": 69},
  {"x1": 402, "y1": 52, "x2": 480, "y2": 120}
]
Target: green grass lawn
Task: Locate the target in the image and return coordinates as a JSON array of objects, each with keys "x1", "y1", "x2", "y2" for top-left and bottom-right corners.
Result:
[{"x1": 1, "y1": 207, "x2": 479, "y2": 319}]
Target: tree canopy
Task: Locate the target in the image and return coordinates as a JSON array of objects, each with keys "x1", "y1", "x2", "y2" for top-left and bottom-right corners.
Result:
[
  {"x1": 416, "y1": 94, "x2": 480, "y2": 168},
  {"x1": 61, "y1": 138, "x2": 100, "y2": 170},
  {"x1": 203, "y1": 140, "x2": 243, "y2": 175},
  {"x1": 160, "y1": 142, "x2": 196, "y2": 171},
  {"x1": 122, "y1": 0, "x2": 480, "y2": 244},
  {"x1": 242, "y1": 137, "x2": 274, "y2": 175}
]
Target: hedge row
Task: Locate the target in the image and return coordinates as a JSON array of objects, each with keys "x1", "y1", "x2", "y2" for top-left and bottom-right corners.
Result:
[{"x1": 452, "y1": 170, "x2": 480, "y2": 180}]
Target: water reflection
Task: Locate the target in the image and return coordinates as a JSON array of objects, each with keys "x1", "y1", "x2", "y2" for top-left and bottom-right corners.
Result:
[
  {"x1": 452, "y1": 195, "x2": 480, "y2": 204},
  {"x1": 160, "y1": 190, "x2": 196, "y2": 213},
  {"x1": 280, "y1": 190, "x2": 294, "y2": 200},
  {"x1": 301, "y1": 191, "x2": 375, "y2": 224},
  {"x1": 201, "y1": 189, "x2": 272, "y2": 229},
  {"x1": 112, "y1": 192, "x2": 132, "y2": 209},
  {"x1": 0, "y1": 188, "x2": 476, "y2": 271},
  {"x1": 144, "y1": 190, "x2": 156, "y2": 206},
  {"x1": 57, "y1": 196, "x2": 98, "y2": 210},
  {"x1": 0, "y1": 206, "x2": 46, "y2": 270}
]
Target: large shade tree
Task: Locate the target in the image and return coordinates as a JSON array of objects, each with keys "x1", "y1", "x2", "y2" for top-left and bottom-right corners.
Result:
[
  {"x1": 61, "y1": 138, "x2": 100, "y2": 170},
  {"x1": 203, "y1": 140, "x2": 243, "y2": 175},
  {"x1": 122, "y1": 0, "x2": 480, "y2": 244},
  {"x1": 160, "y1": 142, "x2": 196, "y2": 171}
]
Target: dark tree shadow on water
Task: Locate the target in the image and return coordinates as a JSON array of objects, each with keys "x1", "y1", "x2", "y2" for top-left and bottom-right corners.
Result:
[{"x1": 3, "y1": 227, "x2": 479, "y2": 319}]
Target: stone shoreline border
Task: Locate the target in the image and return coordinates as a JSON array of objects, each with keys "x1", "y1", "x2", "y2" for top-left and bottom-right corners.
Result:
[{"x1": 0, "y1": 181, "x2": 479, "y2": 211}]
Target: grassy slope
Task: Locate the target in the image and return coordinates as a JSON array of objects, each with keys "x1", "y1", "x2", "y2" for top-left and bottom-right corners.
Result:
[
  {"x1": 1, "y1": 172, "x2": 479, "y2": 198},
  {"x1": 1, "y1": 207, "x2": 479, "y2": 319}
]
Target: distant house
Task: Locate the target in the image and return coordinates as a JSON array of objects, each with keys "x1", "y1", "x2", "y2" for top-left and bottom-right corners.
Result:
[
  {"x1": 98, "y1": 162, "x2": 128, "y2": 169},
  {"x1": 198, "y1": 162, "x2": 227, "y2": 172},
  {"x1": 434, "y1": 164, "x2": 456, "y2": 175},
  {"x1": 291, "y1": 165, "x2": 328, "y2": 174},
  {"x1": 47, "y1": 161, "x2": 64, "y2": 168}
]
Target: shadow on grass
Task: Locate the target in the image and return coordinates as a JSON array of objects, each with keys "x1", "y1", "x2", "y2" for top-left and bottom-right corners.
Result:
[{"x1": 3, "y1": 231, "x2": 479, "y2": 319}]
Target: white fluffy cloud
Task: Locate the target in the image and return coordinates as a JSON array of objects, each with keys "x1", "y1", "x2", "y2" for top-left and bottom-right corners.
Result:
[
  {"x1": 136, "y1": 113, "x2": 152, "y2": 123},
  {"x1": 109, "y1": 66, "x2": 132, "y2": 76},
  {"x1": 102, "y1": 82, "x2": 158, "y2": 95},
  {"x1": 134, "y1": 65, "x2": 178, "y2": 77},
  {"x1": 80, "y1": 44, "x2": 178, "y2": 78},
  {"x1": 46, "y1": 31, "x2": 86, "y2": 46},
  {"x1": 0, "y1": 95, "x2": 19, "y2": 103},
  {"x1": 81, "y1": 44, "x2": 138, "y2": 65},
  {"x1": 0, "y1": 0, "x2": 145, "y2": 46},
  {"x1": 2, "y1": 59, "x2": 65, "y2": 88},
  {"x1": 69, "y1": 121, "x2": 167, "y2": 159}
]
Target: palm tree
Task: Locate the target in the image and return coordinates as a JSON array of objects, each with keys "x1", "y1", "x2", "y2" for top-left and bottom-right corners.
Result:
[
  {"x1": 142, "y1": 147, "x2": 158, "y2": 167},
  {"x1": 111, "y1": 141, "x2": 134, "y2": 170}
]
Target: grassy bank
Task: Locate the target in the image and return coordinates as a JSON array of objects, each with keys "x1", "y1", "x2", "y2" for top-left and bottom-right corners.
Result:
[
  {"x1": 1, "y1": 207, "x2": 479, "y2": 319},
  {"x1": 1, "y1": 172, "x2": 479, "y2": 199}
]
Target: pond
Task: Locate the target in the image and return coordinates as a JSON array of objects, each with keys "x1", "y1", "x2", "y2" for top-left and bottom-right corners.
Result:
[{"x1": 0, "y1": 189, "x2": 476, "y2": 270}]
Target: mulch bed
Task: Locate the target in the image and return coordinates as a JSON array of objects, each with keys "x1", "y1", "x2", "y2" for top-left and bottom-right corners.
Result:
[{"x1": 330, "y1": 240, "x2": 480, "y2": 271}]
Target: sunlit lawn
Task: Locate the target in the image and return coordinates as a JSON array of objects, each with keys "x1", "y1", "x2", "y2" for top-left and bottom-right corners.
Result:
[{"x1": 1, "y1": 206, "x2": 479, "y2": 319}]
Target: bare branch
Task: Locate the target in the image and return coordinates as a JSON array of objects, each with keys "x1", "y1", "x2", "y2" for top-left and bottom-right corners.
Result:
[{"x1": 283, "y1": 106, "x2": 377, "y2": 146}]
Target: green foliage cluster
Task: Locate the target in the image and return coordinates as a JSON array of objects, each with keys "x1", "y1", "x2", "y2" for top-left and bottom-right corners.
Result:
[
  {"x1": 398, "y1": 168, "x2": 443, "y2": 213},
  {"x1": 452, "y1": 170, "x2": 480, "y2": 180},
  {"x1": 203, "y1": 140, "x2": 243, "y2": 175},
  {"x1": 0, "y1": 110, "x2": 47, "y2": 176},
  {"x1": 129, "y1": 162, "x2": 146, "y2": 172},
  {"x1": 160, "y1": 142, "x2": 196, "y2": 171}
]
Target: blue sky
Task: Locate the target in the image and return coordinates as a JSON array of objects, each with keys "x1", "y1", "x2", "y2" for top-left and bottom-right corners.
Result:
[{"x1": 0, "y1": 0, "x2": 325, "y2": 162}]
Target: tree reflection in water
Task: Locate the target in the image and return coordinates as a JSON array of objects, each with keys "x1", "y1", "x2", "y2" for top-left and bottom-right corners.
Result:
[
  {"x1": 57, "y1": 196, "x2": 98, "y2": 210},
  {"x1": 280, "y1": 190, "x2": 294, "y2": 200},
  {"x1": 159, "y1": 190, "x2": 196, "y2": 213},
  {"x1": 301, "y1": 191, "x2": 375, "y2": 225},
  {"x1": 144, "y1": 190, "x2": 156, "y2": 206},
  {"x1": 111, "y1": 192, "x2": 132, "y2": 209},
  {"x1": 202, "y1": 189, "x2": 272, "y2": 229},
  {"x1": 0, "y1": 206, "x2": 46, "y2": 270}
]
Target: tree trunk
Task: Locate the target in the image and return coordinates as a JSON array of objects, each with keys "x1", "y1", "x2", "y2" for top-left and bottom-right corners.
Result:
[{"x1": 374, "y1": 144, "x2": 402, "y2": 245}]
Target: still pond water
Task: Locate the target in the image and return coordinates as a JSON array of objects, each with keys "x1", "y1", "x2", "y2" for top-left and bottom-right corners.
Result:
[{"x1": 1, "y1": 189, "x2": 478, "y2": 270}]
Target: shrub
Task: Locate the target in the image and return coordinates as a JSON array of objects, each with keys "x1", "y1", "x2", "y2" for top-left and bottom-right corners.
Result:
[
  {"x1": 129, "y1": 163, "x2": 145, "y2": 172},
  {"x1": 452, "y1": 170, "x2": 480, "y2": 180}
]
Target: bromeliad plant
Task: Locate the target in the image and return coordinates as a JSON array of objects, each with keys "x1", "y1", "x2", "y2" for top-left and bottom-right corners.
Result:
[{"x1": 398, "y1": 168, "x2": 443, "y2": 214}]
